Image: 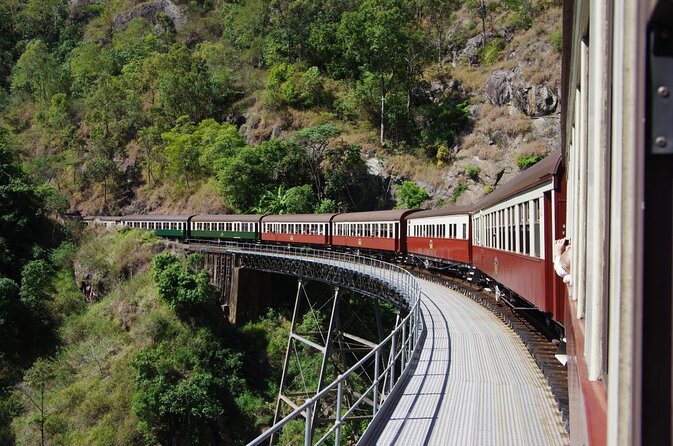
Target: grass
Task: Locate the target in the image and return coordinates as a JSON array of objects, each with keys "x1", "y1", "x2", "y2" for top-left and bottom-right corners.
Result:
[{"x1": 385, "y1": 154, "x2": 446, "y2": 189}]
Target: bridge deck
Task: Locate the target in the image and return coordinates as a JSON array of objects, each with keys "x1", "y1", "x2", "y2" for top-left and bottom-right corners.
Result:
[{"x1": 368, "y1": 279, "x2": 568, "y2": 445}]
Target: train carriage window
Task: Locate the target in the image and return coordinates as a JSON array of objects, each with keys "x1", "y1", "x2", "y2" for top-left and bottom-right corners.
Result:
[
  {"x1": 519, "y1": 202, "x2": 529, "y2": 255},
  {"x1": 225, "y1": 223, "x2": 232, "y2": 231},
  {"x1": 499, "y1": 210, "x2": 505, "y2": 250}
]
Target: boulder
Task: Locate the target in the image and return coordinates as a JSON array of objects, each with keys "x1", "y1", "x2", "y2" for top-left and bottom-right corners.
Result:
[
  {"x1": 485, "y1": 70, "x2": 515, "y2": 106},
  {"x1": 513, "y1": 83, "x2": 559, "y2": 116}
]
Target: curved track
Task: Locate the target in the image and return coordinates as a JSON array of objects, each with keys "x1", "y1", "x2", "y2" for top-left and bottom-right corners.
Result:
[{"x1": 368, "y1": 279, "x2": 569, "y2": 445}]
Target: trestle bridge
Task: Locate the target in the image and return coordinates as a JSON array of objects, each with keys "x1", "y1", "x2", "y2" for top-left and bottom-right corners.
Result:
[{"x1": 180, "y1": 241, "x2": 568, "y2": 446}]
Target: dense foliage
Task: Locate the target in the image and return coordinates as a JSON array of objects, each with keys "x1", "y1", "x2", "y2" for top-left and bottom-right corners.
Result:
[{"x1": 0, "y1": 0, "x2": 536, "y2": 214}]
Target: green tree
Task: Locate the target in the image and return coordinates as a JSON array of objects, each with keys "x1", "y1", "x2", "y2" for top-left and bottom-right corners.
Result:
[
  {"x1": 68, "y1": 41, "x2": 113, "y2": 95},
  {"x1": 289, "y1": 124, "x2": 340, "y2": 200},
  {"x1": 132, "y1": 334, "x2": 243, "y2": 445},
  {"x1": 153, "y1": 252, "x2": 215, "y2": 313},
  {"x1": 337, "y1": 0, "x2": 414, "y2": 143},
  {"x1": 19, "y1": 260, "x2": 54, "y2": 322},
  {"x1": 162, "y1": 118, "x2": 203, "y2": 188},
  {"x1": 10, "y1": 40, "x2": 65, "y2": 103},
  {"x1": 323, "y1": 143, "x2": 372, "y2": 209},
  {"x1": 419, "y1": 0, "x2": 460, "y2": 65},
  {"x1": 394, "y1": 181, "x2": 428, "y2": 209},
  {"x1": 217, "y1": 139, "x2": 308, "y2": 212},
  {"x1": 14, "y1": 0, "x2": 67, "y2": 44},
  {"x1": 0, "y1": 134, "x2": 56, "y2": 281},
  {"x1": 285, "y1": 184, "x2": 317, "y2": 214},
  {"x1": 18, "y1": 358, "x2": 55, "y2": 446}
]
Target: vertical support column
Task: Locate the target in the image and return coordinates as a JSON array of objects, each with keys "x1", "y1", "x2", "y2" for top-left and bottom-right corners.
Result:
[{"x1": 312, "y1": 286, "x2": 340, "y2": 431}]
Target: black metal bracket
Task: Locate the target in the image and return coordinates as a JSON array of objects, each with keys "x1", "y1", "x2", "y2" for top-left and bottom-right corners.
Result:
[{"x1": 650, "y1": 26, "x2": 673, "y2": 154}]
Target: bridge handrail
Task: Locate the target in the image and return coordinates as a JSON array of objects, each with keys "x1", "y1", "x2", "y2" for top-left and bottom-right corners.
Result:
[
  {"x1": 184, "y1": 240, "x2": 423, "y2": 445},
  {"x1": 186, "y1": 239, "x2": 420, "y2": 308}
]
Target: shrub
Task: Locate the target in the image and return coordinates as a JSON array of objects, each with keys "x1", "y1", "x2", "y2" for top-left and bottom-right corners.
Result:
[
  {"x1": 451, "y1": 183, "x2": 468, "y2": 203},
  {"x1": 483, "y1": 184, "x2": 494, "y2": 194},
  {"x1": 435, "y1": 145, "x2": 451, "y2": 167},
  {"x1": 265, "y1": 63, "x2": 325, "y2": 109},
  {"x1": 464, "y1": 164, "x2": 480, "y2": 180},
  {"x1": 394, "y1": 181, "x2": 429, "y2": 209},
  {"x1": 152, "y1": 253, "x2": 215, "y2": 312},
  {"x1": 482, "y1": 38, "x2": 503, "y2": 66},
  {"x1": 517, "y1": 154, "x2": 544, "y2": 170}
]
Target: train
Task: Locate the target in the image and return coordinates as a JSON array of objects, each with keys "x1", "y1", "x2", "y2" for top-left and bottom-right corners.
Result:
[{"x1": 86, "y1": 150, "x2": 567, "y2": 334}]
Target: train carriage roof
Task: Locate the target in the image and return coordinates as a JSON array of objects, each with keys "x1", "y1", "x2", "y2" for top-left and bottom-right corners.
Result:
[
  {"x1": 472, "y1": 151, "x2": 562, "y2": 211},
  {"x1": 122, "y1": 215, "x2": 193, "y2": 222},
  {"x1": 405, "y1": 205, "x2": 473, "y2": 219},
  {"x1": 192, "y1": 214, "x2": 263, "y2": 222},
  {"x1": 261, "y1": 213, "x2": 337, "y2": 223},
  {"x1": 332, "y1": 209, "x2": 416, "y2": 222}
]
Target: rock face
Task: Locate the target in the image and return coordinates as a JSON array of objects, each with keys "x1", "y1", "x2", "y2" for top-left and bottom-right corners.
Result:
[
  {"x1": 113, "y1": 0, "x2": 184, "y2": 32},
  {"x1": 486, "y1": 70, "x2": 558, "y2": 116}
]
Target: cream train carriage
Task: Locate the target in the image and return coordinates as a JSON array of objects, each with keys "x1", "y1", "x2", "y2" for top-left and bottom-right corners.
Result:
[{"x1": 561, "y1": 0, "x2": 672, "y2": 444}]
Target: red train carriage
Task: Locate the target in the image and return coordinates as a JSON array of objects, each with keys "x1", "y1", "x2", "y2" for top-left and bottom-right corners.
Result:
[
  {"x1": 261, "y1": 214, "x2": 336, "y2": 246},
  {"x1": 471, "y1": 151, "x2": 565, "y2": 322},
  {"x1": 404, "y1": 205, "x2": 472, "y2": 265},
  {"x1": 331, "y1": 210, "x2": 415, "y2": 253}
]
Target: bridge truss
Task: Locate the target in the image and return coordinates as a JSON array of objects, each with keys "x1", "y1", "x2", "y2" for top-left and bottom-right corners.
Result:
[{"x1": 184, "y1": 242, "x2": 424, "y2": 445}]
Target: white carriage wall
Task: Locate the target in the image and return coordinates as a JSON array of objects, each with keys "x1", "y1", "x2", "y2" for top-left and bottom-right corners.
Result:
[
  {"x1": 566, "y1": 0, "x2": 612, "y2": 383},
  {"x1": 564, "y1": 0, "x2": 647, "y2": 443},
  {"x1": 472, "y1": 185, "x2": 551, "y2": 259},
  {"x1": 407, "y1": 215, "x2": 469, "y2": 239}
]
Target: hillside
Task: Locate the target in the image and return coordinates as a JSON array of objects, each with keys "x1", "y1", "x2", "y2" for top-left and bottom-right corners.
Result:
[{"x1": 0, "y1": 0, "x2": 562, "y2": 216}]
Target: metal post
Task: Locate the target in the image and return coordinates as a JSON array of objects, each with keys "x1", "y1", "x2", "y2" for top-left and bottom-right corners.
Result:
[
  {"x1": 390, "y1": 330, "x2": 397, "y2": 393},
  {"x1": 335, "y1": 381, "x2": 343, "y2": 446},
  {"x1": 402, "y1": 321, "x2": 407, "y2": 367},
  {"x1": 373, "y1": 350, "x2": 380, "y2": 416},
  {"x1": 305, "y1": 401, "x2": 313, "y2": 446}
]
